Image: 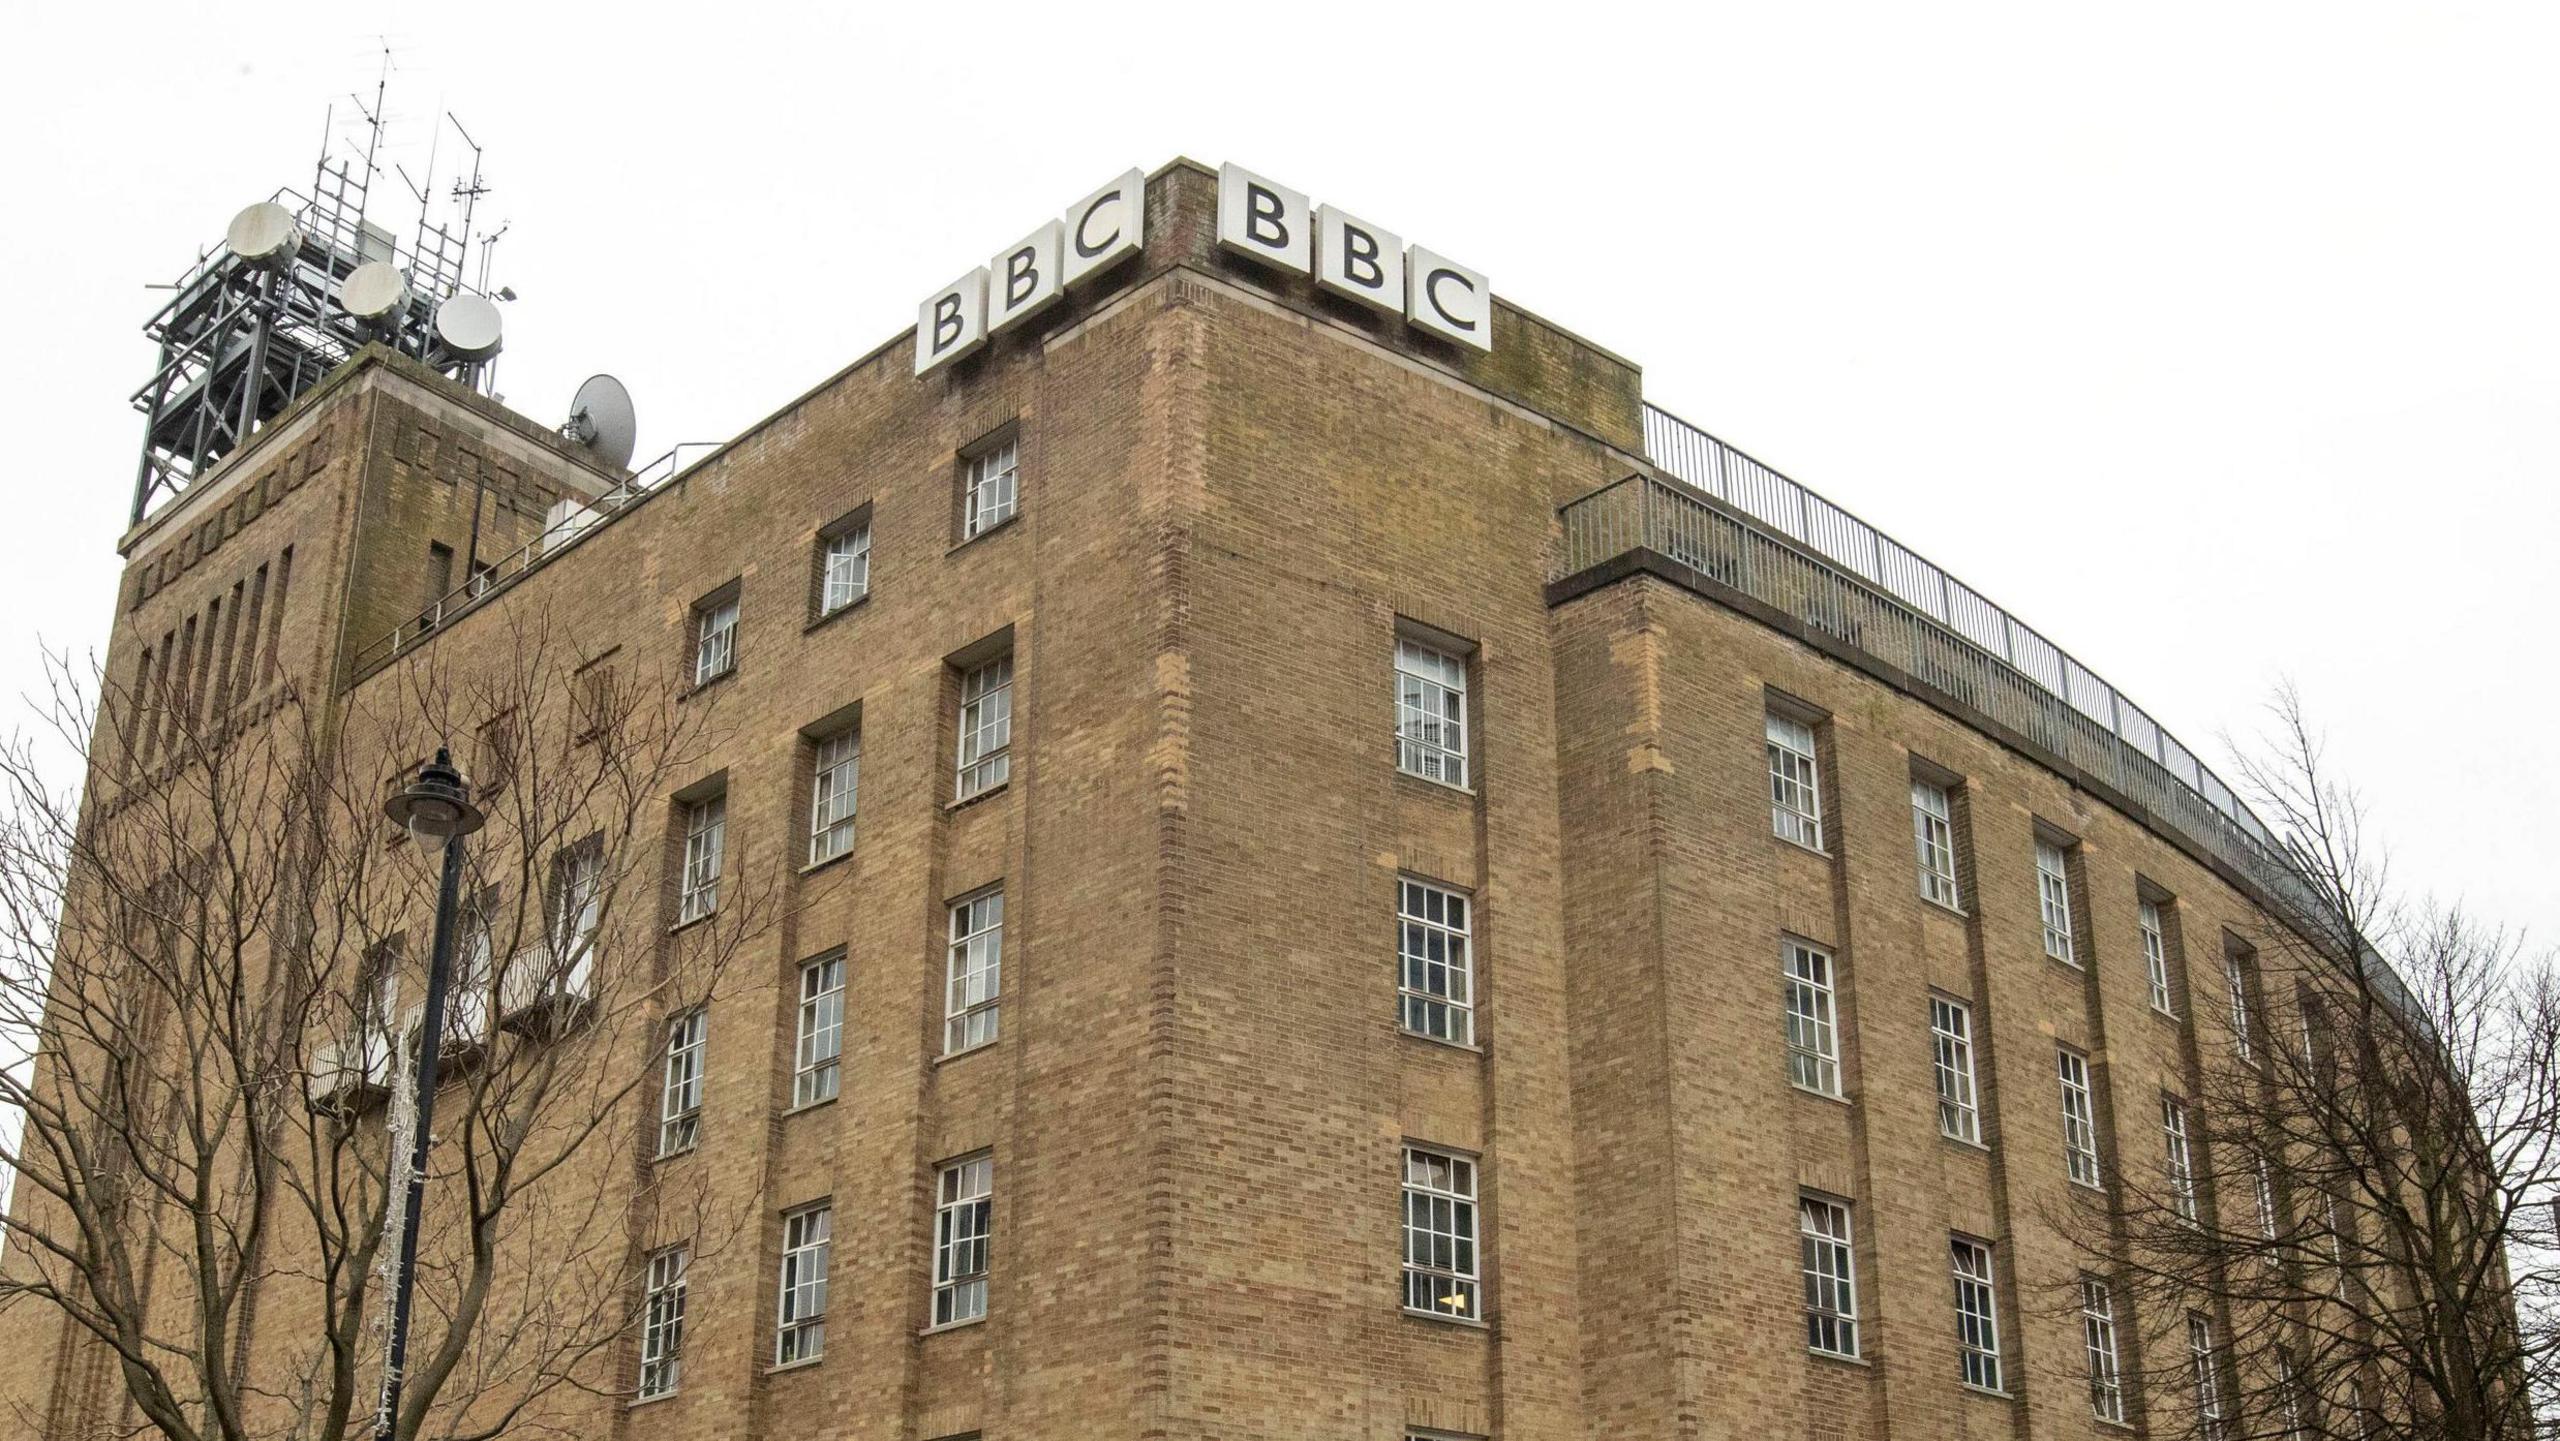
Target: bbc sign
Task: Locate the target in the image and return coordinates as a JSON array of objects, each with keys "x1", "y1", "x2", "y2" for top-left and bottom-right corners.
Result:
[
  {"x1": 916, "y1": 169, "x2": 1147, "y2": 376},
  {"x1": 1213, "y1": 164, "x2": 1491, "y2": 354},
  {"x1": 914, "y1": 162, "x2": 1493, "y2": 377}
]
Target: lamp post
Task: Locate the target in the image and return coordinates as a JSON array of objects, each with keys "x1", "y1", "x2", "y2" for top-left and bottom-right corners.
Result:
[{"x1": 374, "y1": 748, "x2": 485, "y2": 1441}]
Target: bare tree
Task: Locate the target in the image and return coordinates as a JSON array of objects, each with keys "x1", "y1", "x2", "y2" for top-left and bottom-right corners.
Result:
[
  {"x1": 0, "y1": 615, "x2": 770, "y2": 1441},
  {"x1": 2052, "y1": 686, "x2": 2554, "y2": 1440}
]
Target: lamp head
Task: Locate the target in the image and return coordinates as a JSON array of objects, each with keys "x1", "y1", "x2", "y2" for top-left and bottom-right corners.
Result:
[{"x1": 384, "y1": 747, "x2": 486, "y2": 839}]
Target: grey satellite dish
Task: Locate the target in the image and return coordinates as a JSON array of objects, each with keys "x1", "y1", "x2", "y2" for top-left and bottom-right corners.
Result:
[
  {"x1": 434, "y1": 295, "x2": 504, "y2": 361},
  {"x1": 339, "y1": 261, "x2": 410, "y2": 324},
  {"x1": 563, "y1": 375, "x2": 636, "y2": 472},
  {"x1": 225, "y1": 201, "x2": 301, "y2": 267}
]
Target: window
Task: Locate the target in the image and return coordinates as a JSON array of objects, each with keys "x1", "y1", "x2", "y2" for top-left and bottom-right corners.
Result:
[
  {"x1": 2162, "y1": 1095, "x2": 2199, "y2": 1223},
  {"x1": 775, "y1": 1204, "x2": 831, "y2": 1365},
  {"x1": 2081, "y1": 1276, "x2": 2126, "y2": 1423},
  {"x1": 426, "y1": 541, "x2": 455, "y2": 613},
  {"x1": 639, "y1": 1245, "x2": 688, "y2": 1398},
  {"x1": 1766, "y1": 711, "x2": 1824, "y2": 850},
  {"x1": 932, "y1": 1154, "x2": 994, "y2": 1326},
  {"x1": 658, "y1": 1009, "x2": 706, "y2": 1156},
  {"x1": 1799, "y1": 1194, "x2": 1859, "y2": 1358},
  {"x1": 693, "y1": 592, "x2": 739, "y2": 687},
  {"x1": 793, "y1": 953, "x2": 845, "y2": 1108},
  {"x1": 2277, "y1": 1352, "x2": 2306, "y2": 1440},
  {"x1": 1402, "y1": 1147, "x2": 1481, "y2": 1321},
  {"x1": 944, "y1": 890, "x2": 1003, "y2": 1054},
  {"x1": 2036, "y1": 838, "x2": 2076, "y2": 964},
  {"x1": 1931, "y1": 995, "x2": 1981, "y2": 1144},
  {"x1": 1394, "y1": 639, "x2": 1469, "y2": 788},
  {"x1": 2140, "y1": 898, "x2": 2175, "y2": 1014},
  {"x1": 808, "y1": 728, "x2": 860, "y2": 865},
  {"x1": 1397, "y1": 878, "x2": 1474, "y2": 1046},
  {"x1": 549, "y1": 835, "x2": 602, "y2": 995},
  {"x1": 447, "y1": 891, "x2": 495, "y2": 1048},
  {"x1": 2058, "y1": 1045, "x2": 2101, "y2": 1186},
  {"x1": 1912, "y1": 779, "x2": 1961, "y2": 907},
  {"x1": 2226, "y1": 949, "x2": 2255, "y2": 1064},
  {"x1": 2189, "y1": 1313, "x2": 2227, "y2": 1441},
  {"x1": 1784, "y1": 939, "x2": 1842, "y2": 1097},
  {"x1": 1950, "y1": 1236, "x2": 2003, "y2": 1392},
  {"x1": 955, "y1": 656, "x2": 1013, "y2": 800},
  {"x1": 962, "y1": 434, "x2": 1018, "y2": 539},
  {"x1": 359, "y1": 946, "x2": 401, "y2": 1083},
  {"x1": 2254, "y1": 1153, "x2": 2279, "y2": 1244},
  {"x1": 574, "y1": 660, "x2": 619, "y2": 744},
  {"x1": 678, "y1": 794, "x2": 725, "y2": 924},
  {"x1": 818, "y1": 518, "x2": 871, "y2": 617}
]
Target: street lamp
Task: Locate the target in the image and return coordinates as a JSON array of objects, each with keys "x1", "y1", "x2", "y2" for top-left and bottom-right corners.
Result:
[{"x1": 374, "y1": 747, "x2": 485, "y2": 1441}]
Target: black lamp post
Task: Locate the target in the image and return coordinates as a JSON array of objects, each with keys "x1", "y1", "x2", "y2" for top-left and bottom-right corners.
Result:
[{"x1": 374, "y1": 747, "x2": 485, "y2": 1441}]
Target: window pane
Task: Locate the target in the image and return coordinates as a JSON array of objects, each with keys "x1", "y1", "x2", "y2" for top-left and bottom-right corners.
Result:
[
  {"x1": 2037, "y1": 839, "x2": 2076, "y2": 963},
  {"x1": 956, "y1": 657, "x2": 1014, "y2": 799},
  {"x1": 1397, "y1": 879, "x2": 1474, "y2": 1045},
  {"x1": 820, "y1": 522, "x2": 871, "y2": 614},
  {"x1": 933, "y1": 1156, "x2": 994, "y2": 1325},
  {"x1": 1931, "y1": 996, "x2": 1980, "y2": 1144},
  {"x1": 794, "y1": 954, "x2": 845, "y2": 1107},
  {"x1": 809, "y1": 730, "x2": 861, "y2": 865},
  {"x1": 944, "y1": 891, "x2": 1003, "y2": 1053},
  {"x1": 1401, "y1": 1147, "x2": 1481, "y2": 1321},
  {"x1": 1951, "y1": 1237, "x2": 2002, "y2": 1391},
  {"x1": 1784, "y1": 941, "x2": 1840, "y2": 1096},
  {"x1": 1767, "y1": 712, "x2": 1823, "y2": 849},
  {"x1": 1798, "y1": 1195, "x2": 1859, "y2": 1357},
  {"x1": 1394, "y1": 640, "x2": 1469, "y2": 788}
]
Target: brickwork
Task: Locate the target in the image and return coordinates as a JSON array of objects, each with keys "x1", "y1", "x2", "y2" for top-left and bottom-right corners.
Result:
[{"x1": 0, "y1": 158, "x2": 2401, "y2": 1441}]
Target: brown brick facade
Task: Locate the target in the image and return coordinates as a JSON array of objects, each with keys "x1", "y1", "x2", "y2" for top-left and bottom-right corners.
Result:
[{"x1": 0, "y1": 158, "x2": 2363, "y2": 1440}]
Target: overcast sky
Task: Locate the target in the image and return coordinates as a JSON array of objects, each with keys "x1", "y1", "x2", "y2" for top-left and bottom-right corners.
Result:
[{"x1": 0, "y1": 2, "x2": 2550, "y2": 940}]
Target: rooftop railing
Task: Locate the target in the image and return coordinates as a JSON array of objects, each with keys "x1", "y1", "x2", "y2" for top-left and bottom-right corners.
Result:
[
  {"x1": 348, "y1": 441, "x2": 724, "y2": 677},
  {"x1": 1576, "y1": 406, "x2": 2413, "y2": 1016}
]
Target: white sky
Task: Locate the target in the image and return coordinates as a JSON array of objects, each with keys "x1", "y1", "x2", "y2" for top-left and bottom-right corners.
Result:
[{"x1": 0, "y1": 2, "x2": 2550, "y2": 941}]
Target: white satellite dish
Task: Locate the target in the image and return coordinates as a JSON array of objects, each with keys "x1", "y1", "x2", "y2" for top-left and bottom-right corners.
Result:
[
  {"x1": 339, "y1": 262, "x2": 410, "y2": 324},
  {"x1": 224, "y1": 201, "x2": 301, "y2": 267},
  {"x1": 563, "y1": 375, "x2": 636, "y2": 472},
  {"x1": 434, "y1": 295, "x2": 504, "y2": 361}
]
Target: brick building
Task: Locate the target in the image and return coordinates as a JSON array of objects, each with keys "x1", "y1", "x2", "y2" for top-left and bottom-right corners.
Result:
[{"x1": 0, "y1": 157, "x2": 2404, "y2": 1439}]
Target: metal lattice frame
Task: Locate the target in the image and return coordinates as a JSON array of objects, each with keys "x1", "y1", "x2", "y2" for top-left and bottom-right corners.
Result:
[{"x1": 128, "y1": 154, "x2": 496, "y2": 527}]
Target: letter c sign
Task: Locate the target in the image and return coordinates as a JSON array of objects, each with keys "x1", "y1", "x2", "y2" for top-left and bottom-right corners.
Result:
[{"x1": 1405, "y1": 246, "x2": 1490, "y2": 353}]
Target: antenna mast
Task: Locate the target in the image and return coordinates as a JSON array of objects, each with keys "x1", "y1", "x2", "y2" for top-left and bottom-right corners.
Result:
[{"x1": 125, "y1": 65, "x2": 514, "y2": 526}]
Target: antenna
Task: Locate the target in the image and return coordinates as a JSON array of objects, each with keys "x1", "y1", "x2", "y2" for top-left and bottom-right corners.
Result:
[
  {"x1": 432, "y1": 295, "x2": 503, "y2": 362},
  {"x1": 339, "y1": 261, "x2": 410, "y2": 327},
  {"x1": 128, "y1": 75, "x2": 518, "y2": 526},
  {"x1": 562, "y1": 376, "x2": 637, "y2": 472},
  {"x1": 447, "y1": 114, "x2": 490, "y2": 256}
]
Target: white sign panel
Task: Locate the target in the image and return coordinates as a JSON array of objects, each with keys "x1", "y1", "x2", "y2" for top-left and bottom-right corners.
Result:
[
  {"x1": 1405, "y1": 246, "x2": 1491, "y2": 353},
  {"x1": 988, "y1": 220, "x2": 1065, "y2": 336},
  {"x1": 1217, "y1": 164, "x2": 1311, "y2": 275},
  {"x1": 1314, "y1": 205, "x2": 1404, "y2": 317},
  {"x1": 1063, "y1": 169, "x2": 1145, "y2": 289},
  {"x1": 914, "y1": 161, "x2": 1497, "y2": 374},
  {"x1": 915, "y1": 268, "x2": 990, "y2": 375},
  {"x1": 918, "y1": 168, "x2": 1152, "y2": 376},
  {"x1": 1216, "y1": 167, "x2": 1493, "y2": 353}
]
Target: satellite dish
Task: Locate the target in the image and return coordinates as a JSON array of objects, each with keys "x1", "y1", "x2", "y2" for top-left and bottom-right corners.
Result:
[
  {"x1": 563, "y1": 375, "x2": 636, "y2": 472},
  {"x1": 433, "y1": 295, "x2": 504, "y2": 361},
  {"x1": 225, "y1": 202, "x2": 302, "y2": 267},
  {"x1": 339, "y1": 262, "x2": 410, "y2": 324}
]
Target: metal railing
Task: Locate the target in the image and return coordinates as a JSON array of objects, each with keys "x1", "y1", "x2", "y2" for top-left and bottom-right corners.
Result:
[
  {"x1": 1632, "y1": 403, "x2": 2271, "y2": 846},
  {"x1": 349, "y1": 441, "x2": 724, "y2": 676},
  {"x1": 1572, "y1": 413, "x2": 2412, "y2": 1012}
]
